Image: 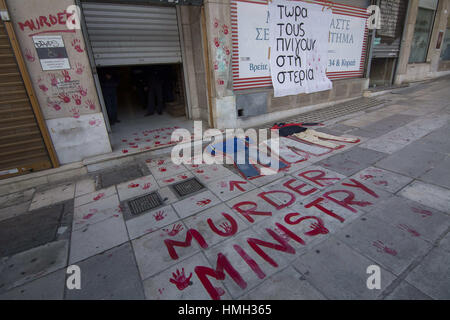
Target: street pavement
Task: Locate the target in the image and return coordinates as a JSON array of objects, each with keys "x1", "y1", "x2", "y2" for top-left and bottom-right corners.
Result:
[{"x1": 0, "y1": 77, "x2": 449, "y2": 300}]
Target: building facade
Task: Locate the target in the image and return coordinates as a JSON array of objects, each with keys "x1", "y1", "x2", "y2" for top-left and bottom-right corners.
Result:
[{"x1": 0, "y1": 0, "x2": 449, "y2": 180}]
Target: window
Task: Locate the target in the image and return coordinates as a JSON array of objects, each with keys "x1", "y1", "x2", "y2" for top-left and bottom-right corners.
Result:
[
  {"x1": 440, "y1": 17, "x2": 450, "y2": 61},
  {"x1": 408, "y1": 0, "x2": 438, "y2": 63}
]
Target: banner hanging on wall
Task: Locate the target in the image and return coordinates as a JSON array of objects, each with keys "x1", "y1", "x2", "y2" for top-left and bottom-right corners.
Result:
[
  {"x1": 231, "y1": 0, "x2": 369, "y2": 91},
  {"x1": 269, "y1": 0, "x2": 332, "y2": 97}
]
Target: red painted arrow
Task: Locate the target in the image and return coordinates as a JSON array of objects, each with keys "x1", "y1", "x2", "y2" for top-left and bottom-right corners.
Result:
[{"x1": 229, "y1": 180, "x2": 247, "y2": 192}]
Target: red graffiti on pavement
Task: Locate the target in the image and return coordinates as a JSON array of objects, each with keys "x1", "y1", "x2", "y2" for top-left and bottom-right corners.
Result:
[
  {"x1": 372, "y1": 240, "x2": 397, "y2": 256},
  {"x1": 169, "y1": 268, "x2": 192, "y2": 291},
  {"x1": 163, "y1": 224, "x2": 184, "y2": 237}
]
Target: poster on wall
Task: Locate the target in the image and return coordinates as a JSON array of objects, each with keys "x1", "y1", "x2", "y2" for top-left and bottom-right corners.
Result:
[
  {"x1": 231, "y1": 0, "x2": 369, "y2": 90},
  {"x1": 269, "y1": 0, "x2": 332, "y2": 97},
  {"x1": 32, "y1": 35, "x2": 70, "y2": 71},
  {"x1": 231, "y1": 0, "x2": 272, "y2": 90}
]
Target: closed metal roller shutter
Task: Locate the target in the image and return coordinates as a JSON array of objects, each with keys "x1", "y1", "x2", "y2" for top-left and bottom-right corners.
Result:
[
  {"x1": 0, "y1": 21, "x2": 52, "y2": 179},
  {"x1": 80, "y1": 2, "x2": 182, "y2": 66}
]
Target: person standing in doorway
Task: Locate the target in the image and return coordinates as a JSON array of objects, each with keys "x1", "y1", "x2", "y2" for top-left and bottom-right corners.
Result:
[
  {"x1": 100, "y1": 69, "x2": 120, "y2": 125},
  {"x1": 145, "y1": 66, "x2": 165, "y2": 116}
]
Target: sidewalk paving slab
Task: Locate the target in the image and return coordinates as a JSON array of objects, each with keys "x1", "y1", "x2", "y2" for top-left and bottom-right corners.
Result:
[
  {"x1": 0, "y1": 240, "x2": 68, "y2": 294},
  {"x1": 384, "y1": 281, "x2": 432, "y2": 300},
  {"x1": 350, "y1": 167, "x2": 413, "y2": 194},
  {"x1": 375, "y1": 144, "x2": 447, "y2": 178},
  {"x1": 239, "y1": 266, "x2": 326, "y2": 300},
  {"x1": 29, "y1": 183, "x2": 75, "y2": 211},
  {"x1": 399, "y1": 181, "x2": 450, "y2": 213},
  {"x1": 65, "y1": 243, "x2": 144, "y2": 300},
  {"x1": 69, "y1": 214, "x2": 128, "y2": 264},
  {"x1": 405, "y1": 247, "x2": 450, "y2": 300},
  {"x1": 368, "y1": 196, "x2": 450, "y2": 243},
  {"x1": 292, "y1": 238, "x2": 396, "y2": 300},
  {"x1": 316, "y1": 147, "x2": 388, "y2": 176},
  {"x1": 334, "y1": 215, "x2": 432, "y2": 276},
  {"x1": 0, "y1": 268, "x2": 66, "y2": 300}
]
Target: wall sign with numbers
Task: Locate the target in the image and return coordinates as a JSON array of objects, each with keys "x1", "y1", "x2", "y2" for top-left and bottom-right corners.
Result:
[{"x1": 230, "y1": 0, "x2": 369, "y2": 91}]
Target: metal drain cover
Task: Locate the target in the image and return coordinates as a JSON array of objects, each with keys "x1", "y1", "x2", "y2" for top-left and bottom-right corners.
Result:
[
  {"x1": 128, "y1": 192, "x2": 163, "y2": 215},
  {"x1": 172, "y1": 177, "x2": 205, "y2": 197}
]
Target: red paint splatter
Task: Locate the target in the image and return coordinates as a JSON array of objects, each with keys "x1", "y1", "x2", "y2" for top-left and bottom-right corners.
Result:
[
  {"x1": 128, "y1": 183, "x2": 139, "y2": 188},
  {"x1": 93, "y1": 193, "x2": 105, "y2": 201},
  {"x1": 122, "y1": 149, "x2": 129, "y2": 154},
  {"x1": 397, "y1": 224, "x2": 420, "y2": 237},
  {"x1": 197, "y1": 199, "x2": 211, "y2": 207},
  {"x1": 411, "y1": 207, "x2": 432, "y2": 217}
]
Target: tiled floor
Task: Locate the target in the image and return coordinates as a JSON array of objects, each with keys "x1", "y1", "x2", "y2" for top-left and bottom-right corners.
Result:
[{"x1": 0, "y1": 77, "x2": 450, "y2": 300}]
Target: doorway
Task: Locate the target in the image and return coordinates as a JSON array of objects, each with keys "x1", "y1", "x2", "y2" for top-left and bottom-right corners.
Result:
[{"x1": 97, "y1": 63, "x2": 194, "y2": 153}]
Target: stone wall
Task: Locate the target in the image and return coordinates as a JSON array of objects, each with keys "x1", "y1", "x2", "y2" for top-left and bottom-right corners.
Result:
[{"x1": 7, "y1": 0, "x2": 111, "y2": 164}]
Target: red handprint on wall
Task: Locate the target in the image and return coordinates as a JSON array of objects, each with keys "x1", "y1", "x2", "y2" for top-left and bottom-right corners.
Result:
[
  {"x1": 58, "y1": 93, "x2": 70, "y2": 103},
  {"x1": 169, "y1": 268, "x2": 192, "y2": 291},
  {"x1": 49, "y1": 74, "x2": 58, "y2": 87},
  {"x1": 77, "y1": 85, "x2": 87, "y2": 96},
  {"x1": 38, "y1": 83, "x2": 48, "y2": 92},
  {"x1": 69, "y1": 107, "x2": 80, "y2": 118},
  {"x1": 75, "y1": 62, "x2": 84, "y2": 75},
  {"x1": 61, "y1": 70, "x2": 71, "y2": 82},
  {"x1": 48, "y1": 101, "x2": 61, "y2": 111},
  {"x1": 72, "y1": 94, "x2": 82, "y2": 105},
  {"x1": 85, "y1": 99, "x2": 95, "y2": 110},
  {"x1": 71, "y1": 39, "x2": 84, "y2": 53},
  {"x1": 24, "y1": 48, "x2": 35, "y2": 62}
]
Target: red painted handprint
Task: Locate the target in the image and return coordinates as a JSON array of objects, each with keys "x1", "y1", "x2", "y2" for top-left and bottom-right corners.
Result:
[
  {"x1": 71, "y1": 39, "x2": 84, "y2": 53},
  {"x1": 163, "y1": 224, "x2": 183, "y2": 236},
  {"x1": 169, "y1": 268, "x2": 192, "y2": 291},
  {"x1": 24, "y1": 48, "x2": 35, "y2": 62},
  {"x1": 48, "y1": 101, "x2": 61, "y2": 111},
  {"x1": 38, "y1": 83, "x2": 48, "y2": 92},
  {"x1": 58, "y1": 93, "x2": 70, "y2": 103},
  {"x1": 72, "y1": 94, "x2": 82, "y2": 105},
  {"x1": 75, "y1": 62, "x2": 84, "y2": 75},
  {"x1": 61, "y1": 70, "x2": 71, "y2": 82},
  {"x1": 153, "y1": 210, "x2": 166, "y2": 221},
  {"x1": 372, "y1": 240, "x2": 397, "y2": 256},
  {"x1": 78, "y1": 85, "x2": 87, "y2": 96},
  {"x1": 49, "y1": 74, "x2": 58, "y2": 87},
  {"x1": 69, "y1": 107, "x2": 80, "y2": 118},
  {"x1": 197, "y1": 199, "x2": 211, "y2": 207},
  {"x1": 85, "y1": 99, "x2": 95, "y2": 110}
]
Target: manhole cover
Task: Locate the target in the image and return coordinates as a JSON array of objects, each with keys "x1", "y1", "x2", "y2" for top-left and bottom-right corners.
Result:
[
  {"x1": 128, "y1": 192, "x2": 163, "y2": 215},
  {"x1": 171, "y1": 177, "x2": 205, "y2": 197}
]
